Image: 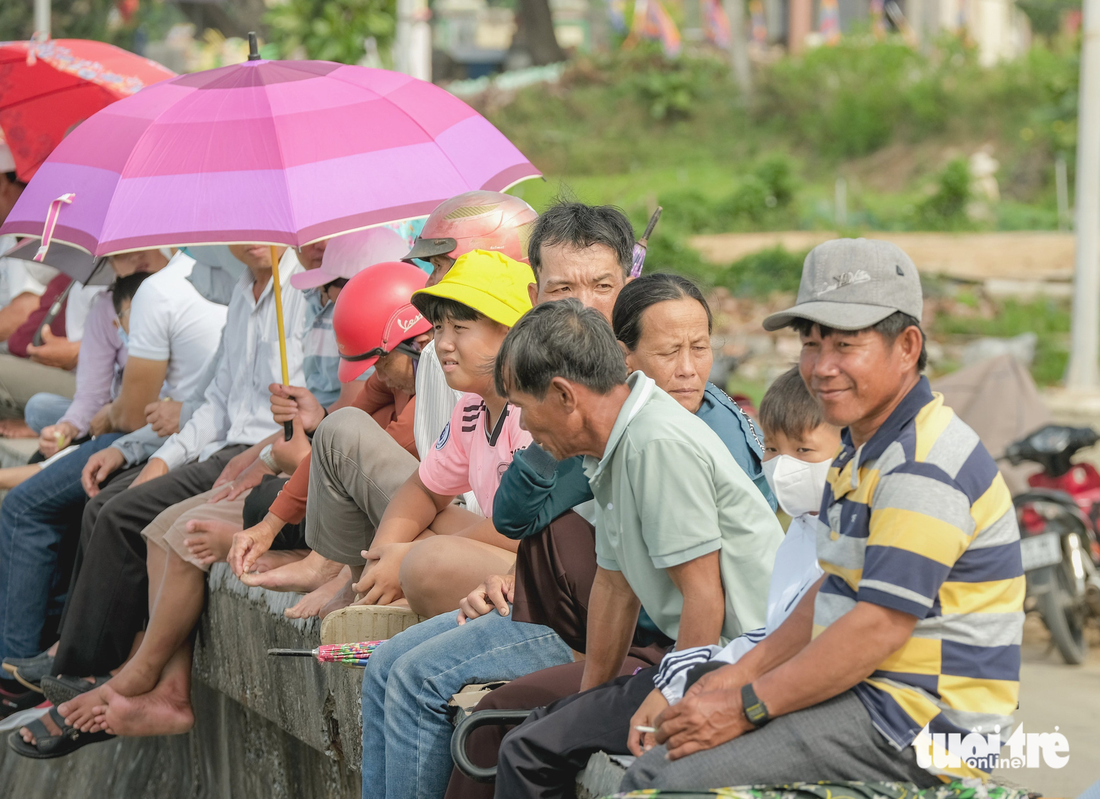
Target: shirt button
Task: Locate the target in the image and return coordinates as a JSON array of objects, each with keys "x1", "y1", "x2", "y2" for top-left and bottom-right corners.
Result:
[{"x1": 606, "y1": 503, "x2": 614, "y2": 510}]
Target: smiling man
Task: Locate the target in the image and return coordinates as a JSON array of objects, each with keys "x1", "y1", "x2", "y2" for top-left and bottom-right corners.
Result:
[{"x1": 618, "y1": 238, "x2": 1025, "y2": 792}]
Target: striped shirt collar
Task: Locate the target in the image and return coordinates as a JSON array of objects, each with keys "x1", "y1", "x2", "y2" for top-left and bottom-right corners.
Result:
[{"x1": 836, "y1": 376, "x2": 933, "y2": 469}]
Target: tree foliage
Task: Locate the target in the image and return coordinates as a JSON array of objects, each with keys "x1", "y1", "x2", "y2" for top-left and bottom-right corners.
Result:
[{"x1": 265, "y1": 0, "x2": 397, "y2": 63}]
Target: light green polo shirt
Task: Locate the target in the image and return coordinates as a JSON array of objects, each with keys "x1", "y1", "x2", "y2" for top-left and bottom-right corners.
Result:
[{"x1": 583, "y1": 372, "x2": 783, "y2": 644}]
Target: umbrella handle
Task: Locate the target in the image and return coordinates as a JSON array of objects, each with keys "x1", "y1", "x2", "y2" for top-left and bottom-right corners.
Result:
[
  {"x1": 33, "y1": 281, "x2": 73, "y2": 347},
  {"x1": 640, "y1": 206, "x2": 663, "y2": 247},
  {"x1": 269, "y1": 245, "x2": 294, "y2": 442}
]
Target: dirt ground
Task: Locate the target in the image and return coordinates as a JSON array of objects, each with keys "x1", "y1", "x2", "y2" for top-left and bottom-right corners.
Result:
[
  {"x1": 993, "y1": 615, "x2": 1100, "y2": 797},
  {"x1": 689, "y1": 231, "x2": 1076, "y2": 283}
]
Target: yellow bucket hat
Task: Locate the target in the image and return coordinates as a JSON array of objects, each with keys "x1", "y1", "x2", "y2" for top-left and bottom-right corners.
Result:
[{"x1": 412, "y1": 249, "x2": 534, "y2": 327}]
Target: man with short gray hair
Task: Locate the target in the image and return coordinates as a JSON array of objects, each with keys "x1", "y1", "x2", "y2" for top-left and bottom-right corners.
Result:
[{"x1": 497, "y1": 297, "x2": 782, "y2": 698}]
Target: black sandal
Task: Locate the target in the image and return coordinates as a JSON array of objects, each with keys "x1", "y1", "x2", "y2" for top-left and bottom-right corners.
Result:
[
  {"x1": 41, "y1": 675, "x2": 111, "y2": 708},
  {"x1": 6, "y1": 707, "x2": 114, "y2": 759}
]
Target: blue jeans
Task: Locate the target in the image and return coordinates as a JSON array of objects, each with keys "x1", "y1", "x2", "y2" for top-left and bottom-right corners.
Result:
[
  {"x1": 360, "y1": 608, "x2": 574, "y2": 799},
  {"x1": 0, "y1": 434, "x2": 122, "y2": 662},
  {"x1": 23, "y1": 393, "x2": 72, "y2": 433}
]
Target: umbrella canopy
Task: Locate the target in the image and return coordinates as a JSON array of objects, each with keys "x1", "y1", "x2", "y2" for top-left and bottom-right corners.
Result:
[
  {"x1": 1, "y1": 237, "x2": 106, "y2": 285},
  {"x1": 0, "y1": 59, "x2": 541, "y2": 257},
  {"x1": 0, "y1": 39, "x2": 176, "y2": 183}
]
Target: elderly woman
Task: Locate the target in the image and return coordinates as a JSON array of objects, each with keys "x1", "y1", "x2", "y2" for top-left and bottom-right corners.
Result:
[{"x1": 361, "y1": 273, "x2": 777, "y2": 799}]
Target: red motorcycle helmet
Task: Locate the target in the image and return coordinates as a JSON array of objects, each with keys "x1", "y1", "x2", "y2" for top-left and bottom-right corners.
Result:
[
  {"x1": 333, "y1": 261, "x2": 434, "y2": 382},
  {"x1": 404, "y1": 191, "x2": 538, "y2": 265}
]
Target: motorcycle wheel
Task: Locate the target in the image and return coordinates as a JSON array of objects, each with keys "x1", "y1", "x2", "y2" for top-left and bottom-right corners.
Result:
[{"x1": 1037, "y1": 560, "x2": 1089, "y2": 665}]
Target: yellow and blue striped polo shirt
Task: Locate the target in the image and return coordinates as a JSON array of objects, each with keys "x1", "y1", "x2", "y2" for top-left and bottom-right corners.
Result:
[{"x1": 814, "y1": 377, "x2": 1024, "y2": 780}]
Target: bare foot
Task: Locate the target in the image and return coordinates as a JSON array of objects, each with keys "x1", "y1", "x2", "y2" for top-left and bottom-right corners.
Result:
[
  {"x1": 182, "y1": 518, "x2": 240, "y2": 566},
  {"x1": 59, "y1": 684, "x2": 112, "y2": 732},
  {"x1": 100, "y1": 681, "x2": 194, "y2": 737},
  {"x1": 285, "y1": 570, "x2": 351, "y2": 619},
  {"x1": 0, "y1": 420, "x2": 36, "y2": 438},
  {"x1": 319, "y1": 576, "x2": 357, "y2": 619},
  {"x1": 240, "y1": 550, "x2": 342, "y2": 593},
  {"x1": 252, "y1": 549, "x2": 309, "y2": 574}
]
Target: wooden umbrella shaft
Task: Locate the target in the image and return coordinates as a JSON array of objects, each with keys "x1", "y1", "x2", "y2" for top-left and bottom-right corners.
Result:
[{"x1": 269, "y1": 245, "x2": 294, "y2": 441}]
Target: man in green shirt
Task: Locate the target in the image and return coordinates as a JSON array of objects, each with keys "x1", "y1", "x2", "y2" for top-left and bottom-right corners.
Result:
[{"x1": 497, "y1": 298, "x2": 783, "y2": 693}]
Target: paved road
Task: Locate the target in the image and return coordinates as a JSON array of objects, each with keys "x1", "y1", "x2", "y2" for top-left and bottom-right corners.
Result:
[{"x1": 992, "y1": 618, "x2": 1100, "y2": 797}]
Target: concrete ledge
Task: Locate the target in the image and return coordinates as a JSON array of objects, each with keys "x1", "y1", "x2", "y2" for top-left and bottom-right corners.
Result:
[
  {"x1": 196, "y1": 564, "x2": 365, "y2": 771},
  {"x1": 0, "y1": 563, "x2": 364, "y2": 798}
]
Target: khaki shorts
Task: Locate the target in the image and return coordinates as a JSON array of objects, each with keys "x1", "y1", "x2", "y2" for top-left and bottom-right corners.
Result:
[{"x1": 141, "y1": 486, "x2": 250, "y2": 572}]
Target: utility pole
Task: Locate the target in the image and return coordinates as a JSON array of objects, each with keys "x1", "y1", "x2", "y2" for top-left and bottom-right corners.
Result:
[
  {"x1": 34, "y1": 0, "x2": 51, "y2": 39},
  {"x1": 1067, "y1": 0, "x2": 1100, "y2": 388},
  {"x1": 723, "y1": 0, "x2": 753, "y2": 96},
  {"x1": 394, "y1": 0, "x2": 432, "y2": 81}
]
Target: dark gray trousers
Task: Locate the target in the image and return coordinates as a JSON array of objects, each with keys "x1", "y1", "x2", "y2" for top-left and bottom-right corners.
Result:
[
  {"x1": 621, "y1": 689, "x2": 940, "y2": 792},
  {"x1": 494, "y1": 667, "x2": 660, "y2": 799}
]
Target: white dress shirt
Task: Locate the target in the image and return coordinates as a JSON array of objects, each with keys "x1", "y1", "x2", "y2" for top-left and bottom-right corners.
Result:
[{"x1": 152, "y1": 249, "x2": 307, "y2": 469}]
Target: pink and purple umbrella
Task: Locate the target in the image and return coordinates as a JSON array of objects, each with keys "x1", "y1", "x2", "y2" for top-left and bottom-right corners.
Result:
[
  {"x1": 0, "y1": 58, "x2": 540, "y2": 256},
  {"x1": 1, "y1": 47, "x2": 540, "y2": 439}
]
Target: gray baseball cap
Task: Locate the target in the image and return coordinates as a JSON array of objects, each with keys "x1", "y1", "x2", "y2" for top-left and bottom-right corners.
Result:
[{"x1": 762, "y1": 238, "x2": 922, "y2": 332}]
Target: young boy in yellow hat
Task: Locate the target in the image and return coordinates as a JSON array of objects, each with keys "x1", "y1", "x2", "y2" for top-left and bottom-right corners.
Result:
[{"x1": 350, "y1": 248, "x2": 535, "y2": 619}]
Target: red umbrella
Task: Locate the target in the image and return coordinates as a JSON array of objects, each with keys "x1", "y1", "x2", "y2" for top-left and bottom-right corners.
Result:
[{"x1": 0, "y1": 39, "x2": 175, "y2": 182}]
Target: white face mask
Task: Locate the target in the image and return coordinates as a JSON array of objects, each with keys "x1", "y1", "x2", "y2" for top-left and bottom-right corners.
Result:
[{"x1": 762, "y1": 455, "x2": 833, "y2": 518}]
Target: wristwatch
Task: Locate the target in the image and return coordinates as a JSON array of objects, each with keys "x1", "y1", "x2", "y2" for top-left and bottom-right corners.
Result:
[
  {"x1": 258, "y1": 444, "x2": 279, "y2": 473},
  {"x1": 741, "y1": 683, "x2": 771, "y2": 728}
]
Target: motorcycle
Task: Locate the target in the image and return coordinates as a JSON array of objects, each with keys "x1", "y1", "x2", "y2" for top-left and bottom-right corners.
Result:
[{"x1": 1006, "y1": 424, "x2": 1100, "y2": 664}]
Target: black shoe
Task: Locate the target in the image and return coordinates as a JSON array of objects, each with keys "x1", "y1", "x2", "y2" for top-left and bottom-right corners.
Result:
[{"x1": 2, "y1": 651, "x2": 53, "y2": 693}]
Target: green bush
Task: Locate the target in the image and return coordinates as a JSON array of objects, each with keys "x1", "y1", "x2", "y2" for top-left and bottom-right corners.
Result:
[
  {"x1": 717, "y1": 247, "x2": 806, "y2": 297},
  {"x1": 266, "y1": 0, "x2": 396, "y2": 63},
  {"x1": 640, "y1": 233, "x2": 717, "y2": 284},
  {"x1": 914, "y1": 158, "x2": 973, "y2": 230},
  {"x1": 753, "y1": 154, "x2": 797, "y2": 207},
  {"x1": 755, "y1": 39, "x2": 959, "y2": 158},
  {"x1": 933, "y1": 297, "x2": 1071, "y2": 385}
]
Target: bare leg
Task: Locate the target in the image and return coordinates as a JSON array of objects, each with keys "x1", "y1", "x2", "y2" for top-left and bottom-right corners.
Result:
[
  {"x1": 0, "y1": 464, "x2": 42, "y2": 490},
  {"x1": 182, "y1": 518, "x2": 239, "y2": 567},
  {"x1": 97, "y1": 641, "x2": 195, "y2": 737},
  {"x1": 146, "y1": 543, "x2": 167, "y2": 616},
  {"x1": 399, "y1": 537, "x2": 516, "y2": 618},
  {"x1": 60, "y1": 550, "x2": 205, "y2": 731},
  {"x1": 240, "y1": 549, "x2": 343, "y2": 592}
]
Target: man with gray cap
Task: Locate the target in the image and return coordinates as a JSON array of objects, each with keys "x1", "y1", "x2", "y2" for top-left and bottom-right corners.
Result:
[{"x1": 617, "y1": 238, "x2": 1023, "y2": 790}]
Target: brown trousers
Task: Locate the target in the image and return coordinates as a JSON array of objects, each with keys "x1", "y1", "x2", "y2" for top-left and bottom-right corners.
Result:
[{"x1": 444, "y1": 511, "x2": 671, "y2": 799}]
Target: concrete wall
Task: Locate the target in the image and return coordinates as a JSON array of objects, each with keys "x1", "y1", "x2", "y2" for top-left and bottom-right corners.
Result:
[{"x1": 0, "y1": 565, "x2": 364, "y2": 799}]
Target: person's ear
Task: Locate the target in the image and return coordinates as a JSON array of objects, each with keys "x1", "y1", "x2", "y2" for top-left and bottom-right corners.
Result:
[
  {"x1": 528, "y1": 282, "x2": 538, "y2": 308},
  {"x1": 550, "y1": 376, "x2": 577, "y2": 414},
  {"x1": 619, "y1": 340, "x2": 636, "y2": 373},
  {"x1": 898, "y1": 326, "x2": 923, "y2": 371}
]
